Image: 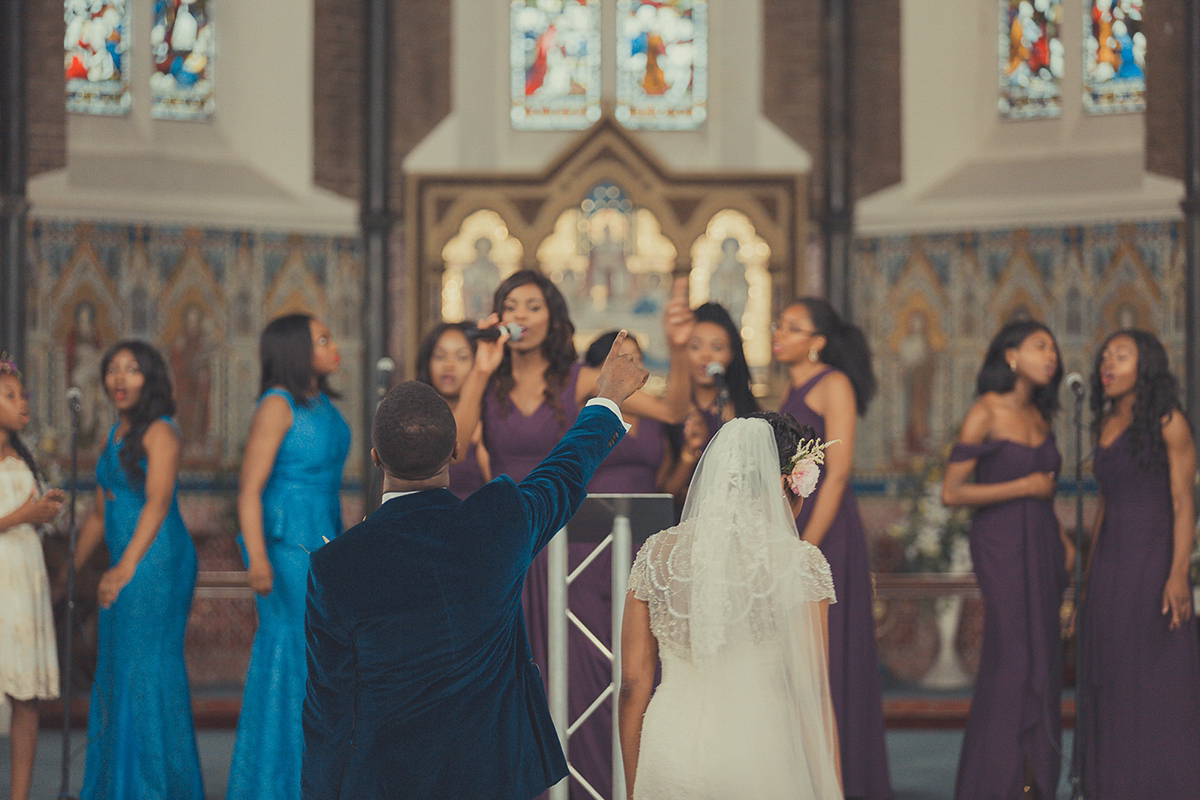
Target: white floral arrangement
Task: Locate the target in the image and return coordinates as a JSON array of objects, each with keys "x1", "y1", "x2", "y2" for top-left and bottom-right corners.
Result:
[
  {"x1": 887, "y1": 455, "x2": 973, "y2": 574},
  {"x1": 784, "y1": 437, "x2": 839, "y2": 498}
]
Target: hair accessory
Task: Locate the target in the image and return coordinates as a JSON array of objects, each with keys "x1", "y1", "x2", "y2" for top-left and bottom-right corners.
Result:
[
  {"x1": 808, "y1": 348, "x2": 819, "y2": 363},
  {"x1": 784, "y1": 436, "x2": 839, "y2": 498},
  {"x1": 0, "y1": 352, "x2": 19, "y2": 378}
]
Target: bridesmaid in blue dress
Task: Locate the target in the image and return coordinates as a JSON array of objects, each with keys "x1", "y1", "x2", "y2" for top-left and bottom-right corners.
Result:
[
  {"x1": 452, "y1": 270, "x2": 693, "y2": 799},
  {"x1": 71, "y1": 341, "x2": 203, "y2": 800},
  {"x1": 942, "y1": 320, "x2": 1071, "y2": 800},
  {"x1": 772, "y1": 298, "x2": 892, "y2": 800},
  {"x1": 417, "y1": 322, "x2": 490, "y2": 499},
  {"x1": 1079, "y1": 330, "x2": 1200, "y2": 799},
  {"x1": 226, "y1": 314, "x2": 350, "y2": 800}
]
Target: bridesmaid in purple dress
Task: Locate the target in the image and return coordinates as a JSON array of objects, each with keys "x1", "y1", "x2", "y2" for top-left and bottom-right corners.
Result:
[
  {"x1": 416, "y1": 323, "x2": 490, "y2": 499},
  {"x1": 660, "y1": 303, "x2": 760, "y2": 506},
  {"x1": 1079, "y1": 329, "x2": 1200, "y2": 799},
  {"x1": 452, "y1": 270, "x2": 693, "y2": 799},
  {"x1": 942, "y1": 320, "x2": 1070, "y2": 800},
  {"x1": 772, "y1": 297, "x2": 891, "y2": 800}
]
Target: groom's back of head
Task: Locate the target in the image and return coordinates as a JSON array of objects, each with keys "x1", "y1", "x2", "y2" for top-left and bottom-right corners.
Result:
[{"x1": 373, "y1": 381, "x2": 457, "y2": 479}]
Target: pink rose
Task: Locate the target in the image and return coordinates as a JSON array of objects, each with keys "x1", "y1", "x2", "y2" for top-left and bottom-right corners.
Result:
[{"x1": 788, "y1": 457, "x2": 820, "y2": 498}]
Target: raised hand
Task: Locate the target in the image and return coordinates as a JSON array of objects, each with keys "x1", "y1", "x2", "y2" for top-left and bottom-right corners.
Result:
[
  {"x1": 663, "y1": 276, "x2": 694, "y2": 350},
  {"x1": 596, "y1": 330, "x2": 649, "y2": 406},
  {"x1": 472, "y1": 313, "x2": 510, "y2": 377}
]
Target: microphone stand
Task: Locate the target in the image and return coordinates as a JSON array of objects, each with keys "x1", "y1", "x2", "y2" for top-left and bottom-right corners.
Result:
[
  {"x1": 58, "y1": 395, "x2": 81, "y2": 800},
  {"x1": 1067, "y1": 384, "x2": 1087, "y2": 800}
]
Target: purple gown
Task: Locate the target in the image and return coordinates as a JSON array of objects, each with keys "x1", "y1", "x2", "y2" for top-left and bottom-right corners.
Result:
[
  {"x1": 448, "y1": 440, "x2": 486, "y2": 500},
  {"x1": 781, "y1": 369, "x2": 893, "y2": 800},
  {"x1": 485, "y1": 363, "x2": 612, "y2": 800},
  {"x1": 949, "y1": 435, "x2": 1067, "y2": 800},
  {"x1": 1079, "y1": 427, "x2": 1200, "y2": 799}
]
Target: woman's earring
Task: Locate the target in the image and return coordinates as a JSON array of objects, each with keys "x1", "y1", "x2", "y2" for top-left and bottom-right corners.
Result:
[
  {"x1": 1008, "y1": 361, "x2": 1016, "y2": 372},
  {"x1": 809, "y1": 349, "x2": 819, "y2": 363}
]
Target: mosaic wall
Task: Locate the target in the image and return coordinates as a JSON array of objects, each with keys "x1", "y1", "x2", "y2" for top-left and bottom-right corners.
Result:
[
  {"x1": 22, "y1": 219, "x2": 365, "y2": 480},
  {"x1": 851, "y1": 220, "x2": 1185, "y2": 481}
]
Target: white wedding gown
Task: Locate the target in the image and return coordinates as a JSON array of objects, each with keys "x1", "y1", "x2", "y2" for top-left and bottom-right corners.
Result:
[{"x1": 627, "y1": 524, "x2": 843, "y2": 800}]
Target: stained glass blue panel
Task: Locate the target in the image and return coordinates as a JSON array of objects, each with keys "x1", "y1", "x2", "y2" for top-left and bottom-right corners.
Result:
[
  {"x1": 998, "y1": 0, "x2": 1064, "y2": 119},
  {"x1": 151, "y1": 0, "x2": 215, "y2": 120},
  {"x1": 1083, "y1": 0, "x2": 1145, "y2": 114},
  {"x1": 65, "y1": 0, "x2": 132, "y2": 115},
  {"x1": 615, "y1": 0, "x2": 707, "y2": 130},
  {"x1": 510, "y1": 0, "x2": 601, "y2": 130}
]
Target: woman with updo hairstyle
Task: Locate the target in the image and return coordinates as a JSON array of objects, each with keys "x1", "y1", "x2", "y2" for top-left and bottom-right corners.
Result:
[
  {"x1": 771, "y1": 297, "x2": 891, "y2": 800},
  {"x1": 416, "y1": 321, "x2": 490, "y2": 499},
  {"x1": 942, "y1": 319, "x2": 1070, "y2": 800},
  {"x1": 71, "y1": 340, "x2": 204, "y2": 799},
  {"x1": 1077, "y1": 329, "x2": 1200, "y2": 798}
]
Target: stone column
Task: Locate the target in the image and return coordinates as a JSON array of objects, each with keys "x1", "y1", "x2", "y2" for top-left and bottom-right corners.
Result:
[
  {"x1": 821, "y1": 0, "x2": 853, "y2": 318},
  {"x1": 1, "y1": 0, "x2": 27, "y2": 359}
]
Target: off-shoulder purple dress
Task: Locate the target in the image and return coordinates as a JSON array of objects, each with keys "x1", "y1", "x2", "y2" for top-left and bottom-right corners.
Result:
[
  {"x1": 949, "y1": 435, "x2": 1067, "y2": 800},
  {"x1": 485, "y1": 363, "x2": 614, "y2": 799},
  {"x1": 1079, "y1": 426, "x2": 1200, "y2": 799},
  {"x1": 781, "y1": 368, "x2": 893, "y2": 800}
]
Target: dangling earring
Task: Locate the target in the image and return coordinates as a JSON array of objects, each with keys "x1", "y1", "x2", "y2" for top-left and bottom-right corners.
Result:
[
  {"x1": 809, "y1": 349, "x2": 820, "y2": 363},
  {"x1": 1008, "y1": 361, "x2": 1016, "y2": 372}
]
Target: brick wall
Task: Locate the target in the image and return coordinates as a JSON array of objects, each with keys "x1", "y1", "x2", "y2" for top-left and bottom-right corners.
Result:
[
  {"x1": 1144, "y1": 0, "x2": 1185, "y2": 181},
  {"x1": 24, "y1": 0, "x2": 65, "y2": 178},
  {"x1": 763, "y1": 0, "x2": 901, "y2": 208}
]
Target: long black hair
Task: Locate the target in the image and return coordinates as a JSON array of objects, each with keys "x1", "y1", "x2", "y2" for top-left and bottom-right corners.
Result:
[
  {"x1": 259, "y1": 313, "x2": 339, "y2": 406},
  {"x1": 788, "y1": 298, "x2": 876, "y2": 416},
  {"x1": 416, "y1": 322, "x2": 476, "y2": 387},
  {"x1": 101, "y1": 340, "x2": 176, "y2": 484},
  {"x1": 694, "y1": 302, "x2": 760, "y2": 417},
  {"x1": 490, "y1": 270, "x2": 577, "y2": 426},
  {"x1": 975, "y1": 319, "x2": 1062, "y2": 422},
  {"x1": 0, "y1": 365, "x2": 41, "y2": 484},
  {"x1": 1090, "y1": 329, "x2": 1183, "y2": 470}
]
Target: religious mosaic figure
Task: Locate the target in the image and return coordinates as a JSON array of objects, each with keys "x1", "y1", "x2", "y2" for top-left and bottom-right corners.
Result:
[
  {"x1": 462, "y1": 238, "x2": 501, "y2": 323},
  {"x1": 708, "y1": 237, "x2": 750, "y2": 326}
]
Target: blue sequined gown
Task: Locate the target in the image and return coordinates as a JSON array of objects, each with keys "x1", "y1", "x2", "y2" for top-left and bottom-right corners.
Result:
[
  {"x1": 226, "y1": 389, "x2": 350, "y2": 800},
  {"x1": 82, "y1": 420, "x2": 203, "y2": 800}
]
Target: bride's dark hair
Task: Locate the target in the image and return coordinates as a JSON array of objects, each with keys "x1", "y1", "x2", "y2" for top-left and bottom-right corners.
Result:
[{"x1": 748, "y1": 411, "x2": 817, "y2": 474}]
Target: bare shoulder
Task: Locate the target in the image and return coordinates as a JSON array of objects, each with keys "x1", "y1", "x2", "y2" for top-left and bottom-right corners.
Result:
[
  {"x1": 143, "y1": 418, "x2": 182, "y2": 452},
  {"x1": 1161, "y1": 410, "x2": 1194, "y2": 447},
  {"x1": 957, "y1": 397, "x2": 996, "y2": 444},
  {"x1": 808, "y1": 368, "x2": 854, "y2": 411}
]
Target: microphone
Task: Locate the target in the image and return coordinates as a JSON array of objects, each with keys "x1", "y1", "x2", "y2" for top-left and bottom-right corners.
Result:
[
  {"x1": 1065, "y1": 372, "x2": 1085, "y2": 398},
  {"x1": 375, "y1": 358, "x2": 395, "y2": 400},
  {"x1": 66, "y1": 387, "x2": 82, "y2": 415},
  {"x1": 465, "y1": 322, "x2": 523, "y2": 343},
  {"x1": 706, "y1": 361, "x2": 729, "y2": 399}
]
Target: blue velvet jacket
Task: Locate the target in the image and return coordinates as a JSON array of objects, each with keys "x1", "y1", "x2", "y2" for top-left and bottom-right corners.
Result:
[{"x1": 302, "y1": 404, "x2": 625, "y2": 800}]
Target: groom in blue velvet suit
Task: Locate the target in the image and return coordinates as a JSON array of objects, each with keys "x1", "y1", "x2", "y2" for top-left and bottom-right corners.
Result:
[{"x1": 301, "y1": 331, "x2": 646, "y2": 800}]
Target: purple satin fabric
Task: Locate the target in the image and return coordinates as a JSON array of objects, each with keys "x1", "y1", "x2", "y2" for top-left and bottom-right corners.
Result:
[
  {"x1": 1079, "y1": 427, "x2": 1200, "y2": 799},
  {"x1": 949, "y1": 435, "x2": 1066, "y2": 800}
]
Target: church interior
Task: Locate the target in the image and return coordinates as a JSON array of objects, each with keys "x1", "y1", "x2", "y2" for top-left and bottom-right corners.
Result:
[{"x1": 1, "y1": 1, "x2": 1198, "y2": 798}]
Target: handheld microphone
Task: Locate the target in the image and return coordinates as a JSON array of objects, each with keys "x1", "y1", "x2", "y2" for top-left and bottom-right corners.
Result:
[
  {"x1": 465, "y1": 322, "x2": 523, "y2": 343},
  {"x1": 1065, "y1": 372, "x2": 1085, "y2": 398},
  {"x1": 66, "y1": 387, "x2": 83, "y2": 415},
  {"x1": 375, "y1": 358, "x2": 395, "y2": 400}
]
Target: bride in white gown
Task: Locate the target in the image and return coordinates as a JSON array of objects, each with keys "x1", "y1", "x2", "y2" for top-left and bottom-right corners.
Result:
[{"x1": 618, "y1": 413, "x2": 843, "y2": 800}]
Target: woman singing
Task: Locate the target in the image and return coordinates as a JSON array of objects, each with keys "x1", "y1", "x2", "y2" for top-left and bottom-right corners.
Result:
[
  {"x1": 1079, "y1": 329, "x2": 1200, "y2": 798},
  {"x1": 772, "y1": 297, "x2": 891, "y2": 800}
]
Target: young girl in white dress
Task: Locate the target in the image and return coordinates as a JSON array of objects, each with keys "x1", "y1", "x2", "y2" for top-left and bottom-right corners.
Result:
[{"x1": 0, "y1": 357, "x2": 65, "y2": 800}]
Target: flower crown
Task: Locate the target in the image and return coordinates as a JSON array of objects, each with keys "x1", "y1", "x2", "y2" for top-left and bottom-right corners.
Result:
[
  {"x1": 0, "y1": 352, "x2": 19, "y2": 379},
  {"x1": 784, "y1": 436, "x2": 839, "y2": 498}
]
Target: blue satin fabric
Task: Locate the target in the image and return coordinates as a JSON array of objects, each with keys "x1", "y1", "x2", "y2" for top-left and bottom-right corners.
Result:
[
  {"x1": 302, "y1": 404, "x2": 625, "y2": 800},
  {"x1": 227, "y1": 390, "x2": 350, "y2": 800},
  {"x1": 82, "y1": 420, "x2": 203, "y2": 800}
]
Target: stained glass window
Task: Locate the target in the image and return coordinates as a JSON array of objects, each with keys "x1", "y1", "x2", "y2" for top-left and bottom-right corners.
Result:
[
  {"x1": 151, "y1": 0, "x2": 215, "y2": 120},
  {"x1": 65, "y1": 0, "x2": 132, "y2": 115},
  {"x1": 998, "y1": 0, "x2": 1064, "y2": 119},
  {"x1": 1083, "y1": 0, "x2": 1145, "y2": 114},
  {"x1": 615, "y1": 0, "x2": 707, "y2": 130},
  {"x1": 510, "y1": 0, "x2": 601, "y2": 130}
]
